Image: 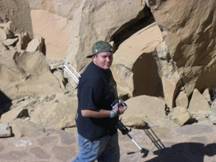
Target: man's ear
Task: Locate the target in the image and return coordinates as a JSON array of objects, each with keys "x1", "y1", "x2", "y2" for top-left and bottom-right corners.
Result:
[{"x1": 92, "y1": 55, "x2": 97, "y2": 62}]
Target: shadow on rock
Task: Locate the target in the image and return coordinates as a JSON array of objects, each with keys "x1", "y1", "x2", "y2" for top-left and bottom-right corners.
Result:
[
  {"x1": 146, "y1": 143, "x2": 216, "y2": 162},
  {"x1": 0, "y1": 90, "x2": 12, "y2": 115}
]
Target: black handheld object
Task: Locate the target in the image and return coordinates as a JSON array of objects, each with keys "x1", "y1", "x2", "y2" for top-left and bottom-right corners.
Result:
[
  {"x1": 111, "y1": 99, "x2": 127, "y2": 110},
  {"x1": 117, "y1": 121, "x2": 149, "y2": 158},
  {"x1": 117, "y1": 119, "x2": 131, "y2": 135}
]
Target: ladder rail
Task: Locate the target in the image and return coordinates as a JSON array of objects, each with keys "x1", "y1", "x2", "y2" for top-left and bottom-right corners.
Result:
[
  {"x1": 63, "y1": 64, "x2": 80, "y2": 84},
  {"x1": 65, "y1": 63, "x2": 81, "y2": 78},
  {"x1": 58, "y1": 61, "x2": 81, "y2": 85}
]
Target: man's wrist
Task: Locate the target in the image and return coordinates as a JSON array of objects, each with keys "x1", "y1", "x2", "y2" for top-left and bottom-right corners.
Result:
[{"x1": 109, "y1": 110, "x2": 118, "y2": 118}]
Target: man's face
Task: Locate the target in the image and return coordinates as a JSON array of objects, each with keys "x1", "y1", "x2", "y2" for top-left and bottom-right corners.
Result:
[{"x1": 93, "y1": 52, "x2": 113, "y2": 69}]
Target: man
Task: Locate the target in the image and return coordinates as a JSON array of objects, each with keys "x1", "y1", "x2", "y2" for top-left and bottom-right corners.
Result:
[{"x1": 73, "y1": 41, "x2": 126, "y2": 162}]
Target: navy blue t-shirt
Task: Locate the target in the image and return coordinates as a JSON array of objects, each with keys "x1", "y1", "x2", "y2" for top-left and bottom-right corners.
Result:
[{"x1": 76, "y1": 62, "x2": 118, "y2": 141}]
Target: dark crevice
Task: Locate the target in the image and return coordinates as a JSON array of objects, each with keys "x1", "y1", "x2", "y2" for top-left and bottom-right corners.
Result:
[
  {"x1": 110, "y1": 5, "x2": 163, "y2": 97},
  {"x1": 0, "y1": 90, "x2": 12, "y2": 116},
  {"x1": 132, "y1": 53, "x2": 164, "y2": 97},
  {"x1": 111, "y1": 5, "x2": 155, "y2": 51}
]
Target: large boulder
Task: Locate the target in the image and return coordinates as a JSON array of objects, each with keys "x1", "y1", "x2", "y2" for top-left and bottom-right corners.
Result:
[
  {"x1": 11, "y1": 119, "x2": 45, "y2": 137},
  {"x1": 28, "y1": 0, "x2": 146, "y2": 69},
  {"x1": 0, "y1": 49, "x2": 23, "y2": 89},
  {"x1": 0, "y1": 50, "x2": 62, "y2": 99},
  {"x1": 121, "y1": 95, "x2": 168, "y2": 127},
  {"x1": 168, "y1": 106, "x2": 191, "y2": 126},
  {"x1": 30, "y1": 94, "x2": 77, "y2": 129},
  {"x1": 0, "y1": 0, "x2": 32, "y2": 36},
  {"x1": 148, "y1": 0, "x2": 216, "y2": 95},
  {"x1": 1, "y1": 106, "x2": 29, "y2": 123},
  {"x1": 0, "y1": 93, "x2": 77, "y2": 131}
]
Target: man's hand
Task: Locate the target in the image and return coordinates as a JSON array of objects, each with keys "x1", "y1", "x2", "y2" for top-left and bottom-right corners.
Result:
[
  {"x1": 118, "y1": 106, "x2": 127, "y2": 114},
  {"x1": 110, "y1": 99, "x2": 127, "y2": 118},
  {"x1": 118, "y1": 99, "x2": 127, "y2": 114}
]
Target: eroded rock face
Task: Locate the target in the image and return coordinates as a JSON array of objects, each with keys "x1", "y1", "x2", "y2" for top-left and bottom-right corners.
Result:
[
  {"x1": 0, "y1": 50, "x2": 62, "y2": 99},
  {"x1": 113, "y1": 23, "x2": 163, "y2": 97},
  {"x1": 28, "y1": 0, "x2": 146, "y2": 69},
  {"x1": 30, "y1": 10, "x2": 73, "y2": 60},
  {"x1": 0, "y1": 0, "x2": 32, "y2": 36},
  {"x1": 148, "y1": 0, "x2": 216, "y2": 95}
]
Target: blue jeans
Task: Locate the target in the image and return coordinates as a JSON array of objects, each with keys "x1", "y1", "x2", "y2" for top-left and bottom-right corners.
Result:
[{"x1": 73, "y1": 133, "x2": 120, "y2": 162}]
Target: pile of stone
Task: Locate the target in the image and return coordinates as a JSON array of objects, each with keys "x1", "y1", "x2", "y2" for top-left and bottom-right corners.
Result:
[{"x1": 0, "y1": 20, "x2": 77, "y2": 138}]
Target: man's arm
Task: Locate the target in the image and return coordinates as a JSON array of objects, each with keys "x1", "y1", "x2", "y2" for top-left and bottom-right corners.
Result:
[
  {"x1": 81, "y1": 104, "x2": 126, "y2": 118},
  {"x1": 81, "y1": 109, "x2": 111, "y2": 118}
]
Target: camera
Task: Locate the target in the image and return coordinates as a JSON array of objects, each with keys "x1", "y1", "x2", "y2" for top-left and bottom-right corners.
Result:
[{"x1": 111, "y1": 99, "x2": 127, "y2": 110}]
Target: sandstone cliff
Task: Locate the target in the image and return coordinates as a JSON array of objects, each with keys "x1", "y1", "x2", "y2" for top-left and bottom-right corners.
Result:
[{"x1": 0, "y1": 0, "x2": 216, "y2": 136}]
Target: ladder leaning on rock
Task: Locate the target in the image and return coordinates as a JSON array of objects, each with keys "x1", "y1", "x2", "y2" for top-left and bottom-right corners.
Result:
[
  {"x1": 56, "y1": 60, "x2": 81, "y2": 86},
  {"x1": 62, "y1": 61, "x2": 80, "y2": 85}
]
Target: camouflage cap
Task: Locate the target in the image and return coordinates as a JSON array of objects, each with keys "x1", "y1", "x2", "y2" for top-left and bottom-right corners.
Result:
[{"x1": 86, "y1": 41, "x2": 113, "y2": 58}]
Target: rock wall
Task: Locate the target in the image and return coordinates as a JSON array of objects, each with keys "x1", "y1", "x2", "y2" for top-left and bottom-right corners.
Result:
[
  {"x1": 1, "y1": 0, "x2": 215, "y2": 103},
  {"x1": 147, "y1": 0, "x2": 216, "y2": 95},
  {"x1": 27, "y1": 0, "x2": 146, "y2": 69},
  {"x1": 28, "y1": 0, "x2": 80, "y2": 61},
  {"x1": 0, "y1": 0, "x2": 32, "y2": 36},
  {"x1": 112, "y1": 23, "x2": 163, "y2": 97},
  {"x1": 27, "y1": 0, "x2": 216, "y2": 102}
]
